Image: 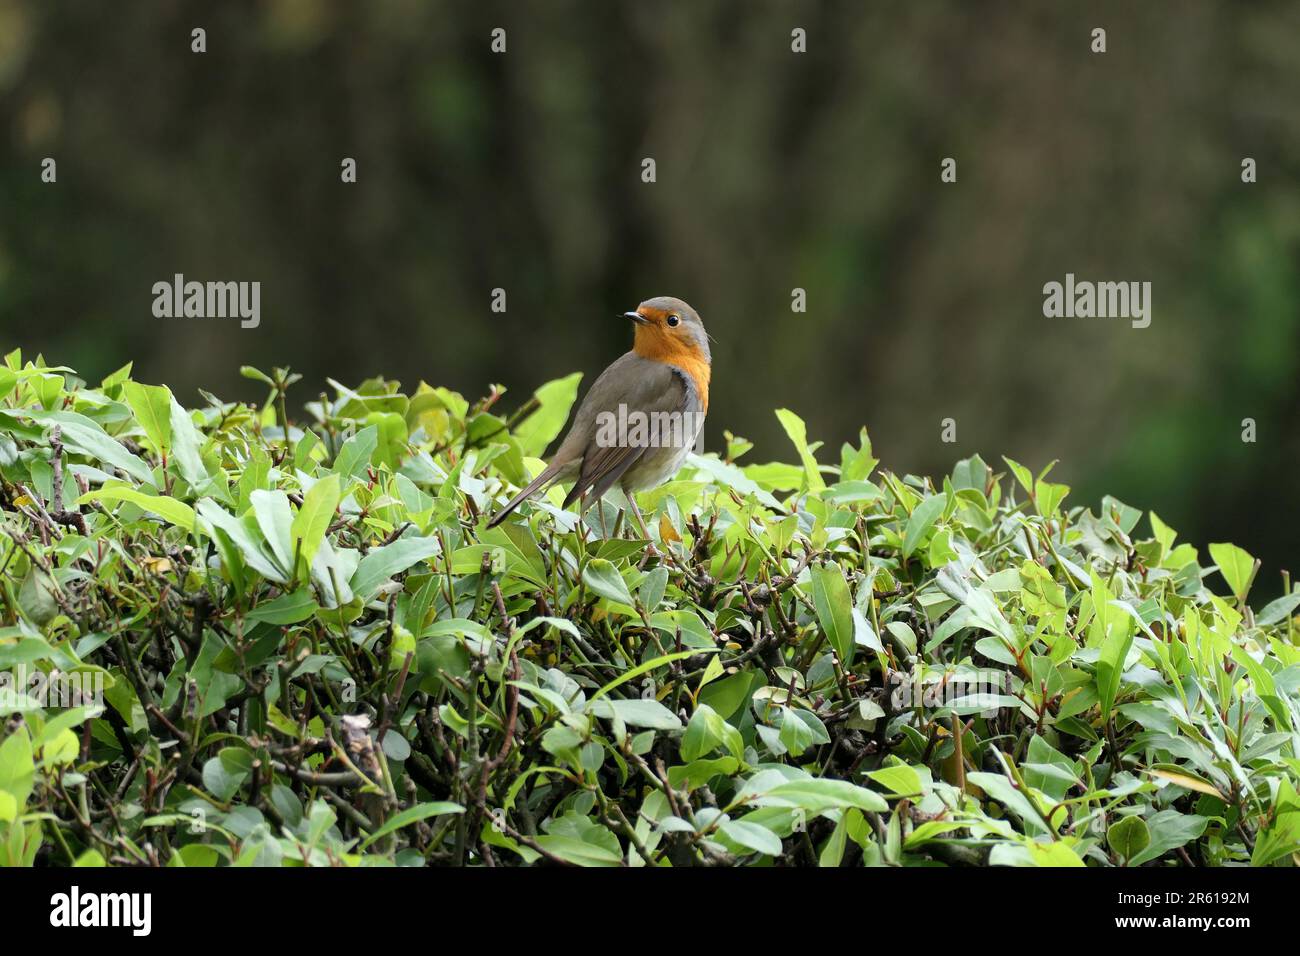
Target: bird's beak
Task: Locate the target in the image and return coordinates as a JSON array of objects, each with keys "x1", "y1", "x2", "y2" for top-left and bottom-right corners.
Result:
[{"x1": 623, "y1": 310, "x2": 649, "y2": 325}]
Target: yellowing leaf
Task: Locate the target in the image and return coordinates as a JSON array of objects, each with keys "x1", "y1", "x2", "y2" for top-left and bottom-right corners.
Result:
[
  {"x1": 141, "y1": 557, "x2": 173, "y2": 575},
  {"x1": 1147, "y1": 769, "x2": 1223, "y2": 798}
]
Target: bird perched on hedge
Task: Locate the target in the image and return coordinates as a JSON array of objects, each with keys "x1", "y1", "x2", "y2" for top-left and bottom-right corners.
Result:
[{"x1": 487, "y1": 296, "x2": 710, "y2": 534}]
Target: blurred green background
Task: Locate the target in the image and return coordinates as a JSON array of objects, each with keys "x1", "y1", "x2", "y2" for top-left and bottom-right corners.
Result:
[{"x1": 2, "y1": 1, "x2": 1298, "y2": 590}]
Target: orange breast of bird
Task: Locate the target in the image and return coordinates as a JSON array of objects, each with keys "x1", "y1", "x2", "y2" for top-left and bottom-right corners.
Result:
[{"x1": 632, "y1": 324, "x2": 710, "y2": 412}]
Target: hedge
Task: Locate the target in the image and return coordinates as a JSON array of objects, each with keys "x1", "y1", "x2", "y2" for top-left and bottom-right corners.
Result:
[{"x1": 0, "y1": 351, "x2": 1298, "y2": 867}]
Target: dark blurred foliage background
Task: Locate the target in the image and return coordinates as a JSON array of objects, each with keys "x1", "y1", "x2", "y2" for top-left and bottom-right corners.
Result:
[{"x1": 1, "y1": 1, "x2": 1298, "y2": 590}]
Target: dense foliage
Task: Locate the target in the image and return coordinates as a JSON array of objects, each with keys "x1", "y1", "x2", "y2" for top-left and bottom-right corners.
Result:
[{"x1": 1, "y1": 352, "x2": 1298, "y2": 867}]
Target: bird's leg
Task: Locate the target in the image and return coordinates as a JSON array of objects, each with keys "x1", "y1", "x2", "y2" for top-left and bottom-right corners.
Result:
[
  {"x1": 576, "y1": 506, "x2": 595, "y2": 551},
  {"x1": 628, "y1": 495, "x2": 700, "y2": 580},
  {"x1": 626, "y1": 495, "x2": 661, "y2": 560}
]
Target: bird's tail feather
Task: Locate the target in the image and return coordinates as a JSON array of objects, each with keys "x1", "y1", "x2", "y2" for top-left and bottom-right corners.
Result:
[{"x1": 486, "y1": 462, "x2": 564, "y2": 528}]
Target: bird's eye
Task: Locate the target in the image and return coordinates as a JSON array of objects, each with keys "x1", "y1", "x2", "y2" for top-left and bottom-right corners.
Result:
[{"x1": 666, "y1": 314, "x2": 680, "y2": 327}]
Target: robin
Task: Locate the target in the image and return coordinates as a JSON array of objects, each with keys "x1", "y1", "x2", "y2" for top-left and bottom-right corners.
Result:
[{"x1": 486, "y1": 296, "x2": 710, "y2": 536}]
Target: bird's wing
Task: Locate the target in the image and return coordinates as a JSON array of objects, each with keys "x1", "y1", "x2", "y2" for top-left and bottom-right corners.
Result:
[
  {"x1": 561, "y1": 357, "x2": 689, "y2": 508},
  {"x1": 486, "y1": 459, "x2": 566, "y2": 528},
  {"x1": 552, "y1": 352, "x2": 639, "y2": 462},
  {"x1": 562, "y1": 445, "x2": 640, "y2": 509}
]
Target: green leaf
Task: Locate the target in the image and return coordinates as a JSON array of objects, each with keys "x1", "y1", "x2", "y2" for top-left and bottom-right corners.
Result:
[
  {"x1": 591, "y1": 650, "x2": 701, "y2": 703},
  {"x1": 1257, "y1": 592, "x2": 1300, "y2": 629},
  {"x1": 720, "y1": 818, "x2": 783, "y2": 857},
  {"x1": 818, "y1": 813, "x2": 849, "y2": 866},
  {"x1": 239, "y1": 365, "x2": 276, "y2": 387},
  {"x1": 1149, "y1": 510, "x2": 1177, "y2": 552},
  {"x1": 335, "y1": 425, "x2": 379, "y2": 478},
  {"x1": 950, "y1": 454, "x2": 988, "y2": 492},
  {"x1": 122, "y1": 381, "x2": 173, "y2": 455},
  {"x1": 250, "y1": 490, "x2": 296, "y2": 576},
  {"x1": 1002, "y1": 456, "x2": 1034, "y2": 497},
  {"x1": 171, "y1": 844, "x2": 222, "y2": 867},
  {"x1": 1022, "y1": 841, "x2": 1086, "y2": 867},
  {"x1": 357, "y1": 802, "x2": 464, "y2": 850},
  {"x1": 77, "y1": 485, "x2": 195, "y2": 532},
  {"x1": 582, "y1": 559, "x2": 636, "y2": 607},
  {"x1": 639, "y1": 566, "x2": 668, "y2": 614},
  {"x1": 667, "y1": 757, "x2": 740, "y2": 790},
  {"x1": 1033, "y1": 479, "x2": 1069, "y2": 519},
  {"x1": 698, "y1": 670, "x2": 762, "y2": 721},
  {"x1": 247, "y1": 589, "x2": 317, "y2": 625},
  {"x1": 196, "y1": 499, "x2": 288, "y2": 583},
  {"x1": 902, "y1": 493, "x2": 945, "y2": 558},
  {"x1": 777, "y1": 707, "x2": 829, "y2": 757},
  {"x1": 32, "y1": 411, "x2": 153, "y2": 483},
  {"x1": 1209, "y1": 542, "x2": 1256, "y2": 600},
  {"x1": 291, "y1": 474, "x2": 340, "y2": 577},
  {"x1": 1128, "y1": 811, "x2": 1208, "y2": 866},
  {"x1": 202, "y1": 748, "x2": 253, "y2": 802},
  {"x1": 1093, "y1": 576, "x2": 1135, "y2": 717},
  {"x1": 0, "y1": 726, "x2": 35, "y2": 811},
  {"x1": 681, "y1": 703, "x2": 744, "y2": 761},
  {"x1": 966, "y1": 771, "x2": 1056, "y2": 836},
  {"x1": 1107, "y1": 814, "x2": 1151, "y2": 861},
  {"x1": 532, "y1": 833, "x2": 623, "y2": 867},
  {"x1": 753, "y1": 777, "x2": 889, "y2": 814},
  {"x1": 168, "y1": 395, "x2": 209, "y2": 486},
  {"x1": 810, "y1": 563, "x2": 854, "y2": 664},
  {"x1": 587, "y1": 698, "x2": 682, "y2": 730},
  {"x1": 774, "y1": 408, "x2": 825, "y2": 492},
  {"x1": 350, "y1": 535, "x2": 441, "y2": 600},
  {"x1": 513, "y1": 373, "x2": 582, "y2": 458},
  {"x1": 1251, "y1": 778, "x2": 1300, "y2": 866},
  {"x1": 866, "y1": 764, "x2": 923, "y2": 797}
]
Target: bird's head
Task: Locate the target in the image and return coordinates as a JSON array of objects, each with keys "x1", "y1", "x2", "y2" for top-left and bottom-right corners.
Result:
[{"x1": 624, "y1": 296, "x2": 711, "y2": 366}]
